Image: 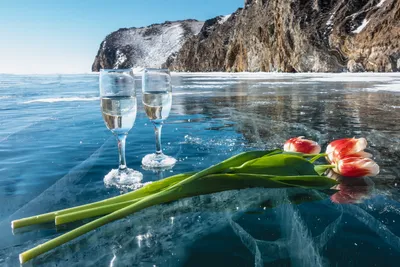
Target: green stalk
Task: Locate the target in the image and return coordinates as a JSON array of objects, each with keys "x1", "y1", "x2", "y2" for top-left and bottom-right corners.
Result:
[
  {"x1": 173, "y1": 173, "x2": 338, "y2": 196},
  {"x1": 12, "y1": 172, "x2": 194, "y2": 229},
  {"x1": 14, "y1": 150, "x2": 279, "y2": 230},
  {"x1": 51, "y1": 150, "x2": 281, "y2": 226},
  {"x1": 19, "y1": 187, "x2": 182, "y2": 264},
  {"x1": 18, "y1": 150, "x2": 282, "y2": 262},
  {"x1": 54, "y1": 199, "x2": 142, "y2": 225},
  {"x1": 309, "y1": 153, "x2": 327, "y2": 163},
  {"x1": 227, "y1": 154, "x2": 319, "y2": 176},
  {"x1": 314, "y1": 164, "x2": 335, "y2": 175},
  {"x1": 175, "y1": 150, "x2": 282, "y2": 187},
  {"x1": 302, "y1": 153, "x2": 327, "y2": 158},
  {"x1": 19, "y1": 170, "x2": 337, "y2": 263},
  {"x1": 282, "y1": 152, "x2": 321, "y2": 158},
  {"x1": 55, "y1": 172, "x2": 338, "y2": 226}
]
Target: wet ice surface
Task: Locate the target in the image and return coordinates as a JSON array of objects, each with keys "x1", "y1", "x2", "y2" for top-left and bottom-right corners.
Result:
[{"x1": 0, "y1": 73, "x2": 400, "y2": 266}]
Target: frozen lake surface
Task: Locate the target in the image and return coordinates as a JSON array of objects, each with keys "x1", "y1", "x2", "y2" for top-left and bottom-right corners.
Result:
[{"x1": 0, "y1": 72, "x2": 400, "y2": 266}]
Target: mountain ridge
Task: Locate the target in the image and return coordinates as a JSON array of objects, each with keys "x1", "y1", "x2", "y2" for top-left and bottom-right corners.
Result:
[{"x1": 93, "y1": 0, "x2": 400, "y2": 72}]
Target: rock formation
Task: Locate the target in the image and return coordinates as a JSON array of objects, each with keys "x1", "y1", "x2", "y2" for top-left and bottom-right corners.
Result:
[
  {"x1": 94, "y1": 0, "x2": 400, "y2": 72},
  {"x1": 92, "y1": 20, "x2": 204, "y2": 71}
]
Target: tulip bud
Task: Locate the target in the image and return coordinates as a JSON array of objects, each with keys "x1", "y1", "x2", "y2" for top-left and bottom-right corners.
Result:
[
  {"x1": 283, "y1": 136, "x2": 321, "y2": 154},
  {"x1": 334, "y1": 157, "x2": 380, "y2": 177},
  {"x1": 326, "y1": 137, "x2": 371, "y2": 164}
]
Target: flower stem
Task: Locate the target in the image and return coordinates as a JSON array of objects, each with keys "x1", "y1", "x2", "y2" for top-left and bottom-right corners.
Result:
[
  {"x1": 19, "y1": 170, "x2": 337, "y2": 263},
  {"x1": 19, "y1": 188, "x2": 178, "y2": 264},
  {"x1": 13, "y1": 150, "x2": 281, "y2": 229},
  {"x1": 54, "y1": 199, "x2": 142, "y2": 225},
  {"x1": 11, "y1": 172, "x2": 195, "y2": 229},
  {"x1": 175, "y1": 150, "x2": 282, "y2": 186},
  {"x1": 18, "y1": 150, "x2": 283, "y2": 262},
  {"x1": 314, "y1": 164, "x2": 335, "y2": 175},
  {"x1": 309, "y1": 153, "x2": 327, "y2": 163},
  {"x1": 317, "y1": 165, "x2": 335, "y2": 168},
  {"x1": 55, "y1": 172, "x2": 340, "y2": 226}
]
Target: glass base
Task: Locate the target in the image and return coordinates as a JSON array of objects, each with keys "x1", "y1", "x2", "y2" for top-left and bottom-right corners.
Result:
[
  {"x1": 104, "y1": 168, "x2": 143, "y2": 190},
  {"x1": 142, "y1": 153, "x2": 177, "y2": 169}
]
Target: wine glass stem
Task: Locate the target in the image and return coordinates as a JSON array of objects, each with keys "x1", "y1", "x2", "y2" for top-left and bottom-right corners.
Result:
[
  {"x1": 153, "y1": 122, "x2": 163, "y2": 155},
  {"x1": 116, "y1": 134, "x2": 127, "y2": 170}
]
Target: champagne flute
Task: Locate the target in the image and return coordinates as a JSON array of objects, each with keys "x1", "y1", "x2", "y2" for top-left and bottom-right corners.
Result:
[
  {"x1": 99, "y1": 69, "x2": 143, "y2": 186},
  {"x1": 141, "y1": 68, "x2": 177, "y2": 168}
]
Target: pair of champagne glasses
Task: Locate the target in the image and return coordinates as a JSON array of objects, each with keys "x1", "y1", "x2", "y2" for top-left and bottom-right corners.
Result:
[{"x1": 99, "y1": 68, "x2": 176, "y2": 185}]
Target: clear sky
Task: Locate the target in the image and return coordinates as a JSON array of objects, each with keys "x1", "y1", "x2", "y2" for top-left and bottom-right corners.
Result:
[{"x1": 0, "y1": 0, "x2": 243, "y2": 74}]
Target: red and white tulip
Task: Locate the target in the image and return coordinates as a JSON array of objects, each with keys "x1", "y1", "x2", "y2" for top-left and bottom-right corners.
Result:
[
  {"x1": 326, "y1": 137, "x2": 372, "y2": 164},
  {"x1": 283, "y1": 136, "x2": 321, "y2": 154},
  {"x1": 333, "y1": 157, "x2": 379, "y2": 177}
]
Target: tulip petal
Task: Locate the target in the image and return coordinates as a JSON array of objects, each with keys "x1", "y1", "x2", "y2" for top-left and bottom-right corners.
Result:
[
  {"x1": 283, "y1": 137, "x2": 321, "y2": 154},
  {"x1": 347, "y1": 151, "x2": 372, "y2": 159},
  {"x1": 337, "y1": 157, "x2": 380, "y2": 177},
  {"x1": 326, "y1": 138, "x2": 369, "y2": 164}
]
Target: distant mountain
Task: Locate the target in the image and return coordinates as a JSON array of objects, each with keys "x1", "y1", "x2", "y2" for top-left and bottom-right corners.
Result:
[
  {"x1": 93, "y1": 0, "x2": 400, "y2": 72},
  {"x1": 92, "y1": 19, "x2": 204, "y2": 71}
]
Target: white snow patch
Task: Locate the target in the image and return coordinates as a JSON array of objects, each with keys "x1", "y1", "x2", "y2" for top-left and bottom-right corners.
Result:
[
  {"x1": 173, "y1": 72, "x2": 303, "y2": 80},
  {"x1": 326, "y1": 12, "x2": 336, "y2": 26},
  {"x1": 113, "y1": 50, "x2": 127, "y2": 69},
  {"x1": 174, "y1": 84, "x2": 228, "y2": 89},
  {"x1": 307, "y1": 73, "x2": 400, "y2": 83},
  {"x1": 363, "y1": 82, "x2": 400, "y2": 92},
  {"x1": 190, "y1": 22, "x2": 204, "y2": 36},
  {"x1": 173, "y1": 91, "x2": 214, "y2": 96},
  {"x1": 352, "y1": 19, "x2": 369, "y2": 34},
  {"x1": 189, "y1": 81, "x2": 239, "y2": 85},
  {"x1": 377, "y1": 0, "x2": 386, "y2": 7},
  {"x1": 219, "y1": 14, "x2": 232, "y2": 24},
  {"x1": 256, "y1": 81, "x2": 316, "y2": 85},
  {"x1": 171, "y1": 72, "x2": 400, "y2": 87},
  {"x1": 114, "y1": 21, "x2": 203, "y2": 69},
  {"x1": 22, "y1": 97, "x2": 99, "y2": 104},
  {"x1": 172, "y1": 72, "x2": 400, "y2": 93}
]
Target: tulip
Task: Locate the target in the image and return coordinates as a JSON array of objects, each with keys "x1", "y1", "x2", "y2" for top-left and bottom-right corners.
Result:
[
  {"x1": 326, "y1": 137, "x2": 372, "y2": 164},
  {"x1": 283, "y1": 136, "x2": 321, "y2": 154},
  {"x1": 334, "y1": 157, "x2": 379, "y2": 177}
]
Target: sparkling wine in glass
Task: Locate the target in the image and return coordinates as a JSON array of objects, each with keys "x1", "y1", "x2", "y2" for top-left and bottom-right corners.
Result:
[
  {"x1": 142, "y1": 68, "x2": 177, "y2": 168},
  {"x1": 99, "y1": 69, "x2": 143, "y2": 187}
]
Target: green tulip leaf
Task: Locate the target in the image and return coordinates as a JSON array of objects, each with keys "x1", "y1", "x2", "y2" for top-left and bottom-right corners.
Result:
[{"x1": 228, "y1": 154, "x2": 319, "y2": 176}]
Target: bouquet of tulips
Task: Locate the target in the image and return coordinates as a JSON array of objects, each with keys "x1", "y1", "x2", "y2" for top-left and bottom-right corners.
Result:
[
  {"x1": 284, "y1": 136, "x2": 379, "y2": 177},
  {"x1": 13, "y1": 137, "x2": 379, "y2": 263}
]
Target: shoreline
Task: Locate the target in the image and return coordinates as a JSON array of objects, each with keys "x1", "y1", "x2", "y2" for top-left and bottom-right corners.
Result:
[{"x1": 2, "y1": 71, "x2": 400, "y2": 76}]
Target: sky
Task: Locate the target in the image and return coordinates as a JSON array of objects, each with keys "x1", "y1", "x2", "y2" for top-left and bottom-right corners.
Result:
[{"x1": 0, "y1": 0, "x2": 243, "y2": 74}]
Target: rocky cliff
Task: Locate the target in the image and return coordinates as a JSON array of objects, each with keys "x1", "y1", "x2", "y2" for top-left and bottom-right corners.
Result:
[
  {"x1": 92, "y1": 20, "x2": 204, "y2": 71},
  {"x1": 94, "y1": 0, "x2": 400, "y2": 72}
]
